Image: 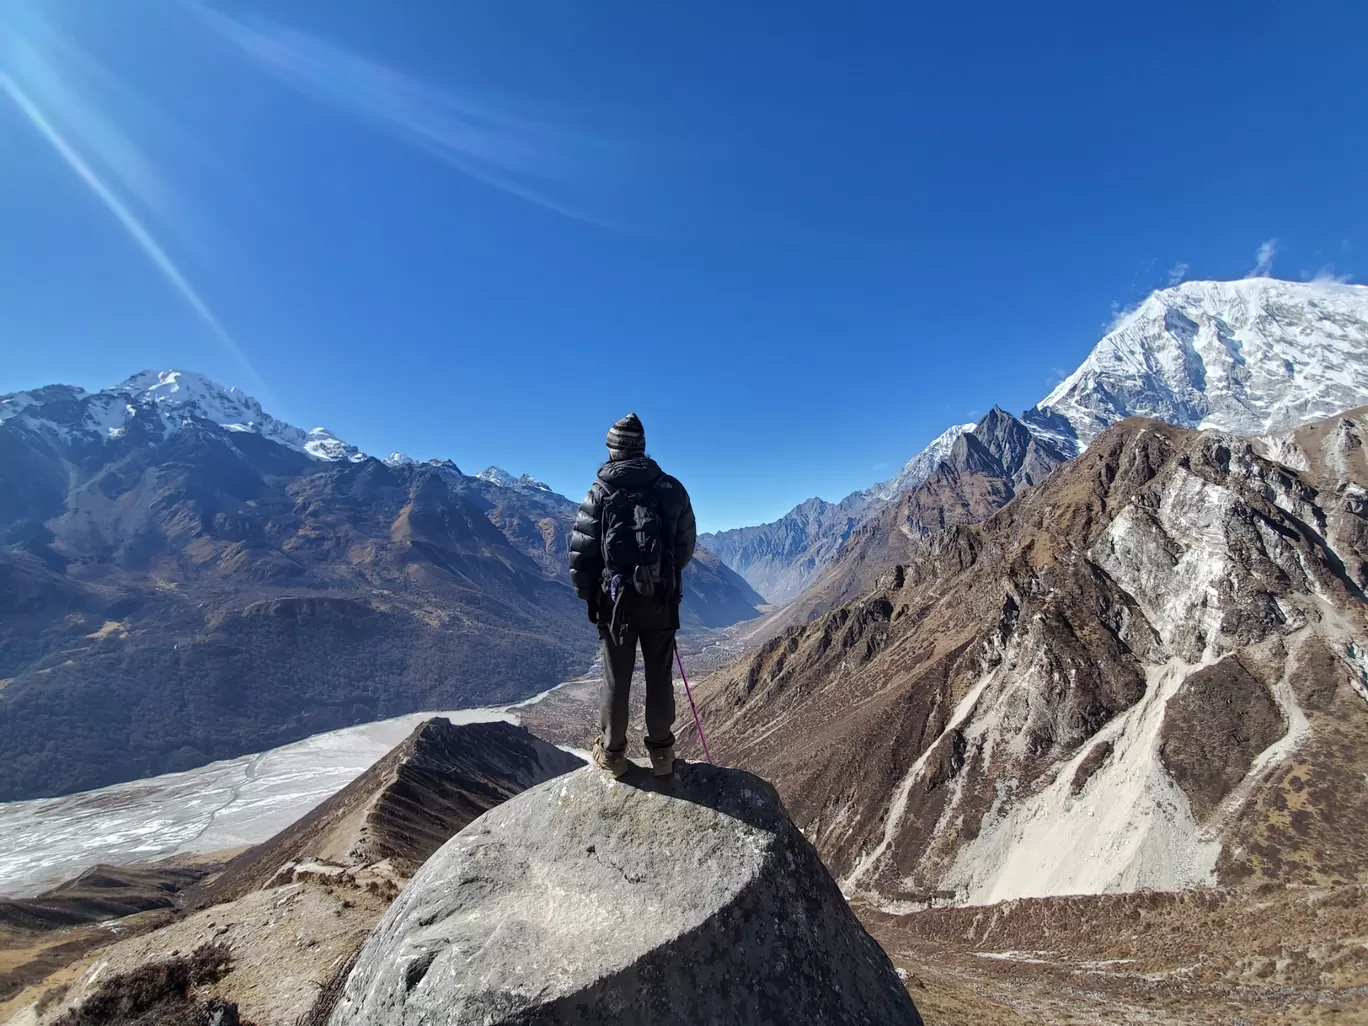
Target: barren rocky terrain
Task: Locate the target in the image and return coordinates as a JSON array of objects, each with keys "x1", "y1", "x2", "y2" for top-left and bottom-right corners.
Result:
[
  {"x1": 868, "y1": 885, "x2": 1368, "y2": 1025},
  {"x1": 691, "y1": 410, "x2": 1368, "y2": 912}
]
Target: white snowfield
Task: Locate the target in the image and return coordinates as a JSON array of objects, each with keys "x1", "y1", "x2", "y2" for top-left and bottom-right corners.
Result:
[
  {"x1": 1031, "y1": 277, "x2": 1368, "y2": 452},
  {"x1": 0, "y1": 706, "x2": 538, "y2": 899},
  {"x1": 0, "y1": 369, "x2": 364, "y2": 463},
  {"x1": 872, "y1": 422, "x2": 977, "y2": 501}
]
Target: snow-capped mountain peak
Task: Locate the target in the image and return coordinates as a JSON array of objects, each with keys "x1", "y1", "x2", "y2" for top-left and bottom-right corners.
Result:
[
  {"x1": 1, "y1": 369, "x2": 367, "y2": 463},
  {"x1": 476, "y1": 466, "x2": 518, "y2": 488},
  {"x1": 109, "y1": 370, "x2": 367, "y2": 463},
  {"x1": 0, "y1": 384, "x2": 90, "y2": 425},
  {"x1": 476, "y1": 466, "x2": 553, "y2": 493},
  {"x1": 117, "y1": 369, "x2": 254, "y2": 420},
  {"x1": 384, "y1": 452, "x2": 465, "y2": 476},
  {"x1": 707, "y1": 276, "x2": 1368, "y2": 604},
  {"x1": 872, "y1": 422, "x2": 976, "y2": 500},
  {"x1": 1026, "y1": 277, "x2": 1368, "y2": 454}
]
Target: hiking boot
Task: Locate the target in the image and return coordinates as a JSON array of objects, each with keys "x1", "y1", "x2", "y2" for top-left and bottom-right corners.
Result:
[
  {"x1": 649, "y1": 746, "x2": 676, "y2": 778},
  {"x1": 591, "y1": 738, "x2": 630, "y2": 779}
]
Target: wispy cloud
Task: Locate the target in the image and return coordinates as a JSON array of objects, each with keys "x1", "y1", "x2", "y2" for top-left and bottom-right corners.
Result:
[
  {"x1": 1246, "y1": 238, "x2": 1279, "y2": 278},
  {"x1": 1166, "y1": 261, "x2": 1189, "y2": 286},
  {"x1": 1105, "y1": 299, "x2": 1140, "y2": 333},
  {"x1": 1312, "y1": 265, "x2": 1353, "y2": 284},
  {"x1": 195, "y1": 6, "x2": 645, "y2": 232},
  {"x1": 0, "y1": 3, "x2": 266, "y2": 395},
  {"x1": 0, "y1": 72, "x2": 260, "y2": 388}
]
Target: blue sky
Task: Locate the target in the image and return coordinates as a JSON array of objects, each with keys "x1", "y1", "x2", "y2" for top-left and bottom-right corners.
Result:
[{"x1": 2, "y1": 1, "x2": 1366, "y2": 533}]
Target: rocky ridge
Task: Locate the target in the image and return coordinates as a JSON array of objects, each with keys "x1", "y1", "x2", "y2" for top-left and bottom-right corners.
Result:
[
  {"x1": 195, "y1": 719, "x2": 583, "y2": 904},
  {"x1": 691, "y1": 408, "x2": 1368, "y2": 910},
  {"x1": 783, "y1": 406, "x2": 1068, "y2": 621},
  {"x1": 699, "y1": 423, "x2": 976, "y2": 605},
  {"x1": 4, "y1": 719, "x2": 586, "y2": 1026}
]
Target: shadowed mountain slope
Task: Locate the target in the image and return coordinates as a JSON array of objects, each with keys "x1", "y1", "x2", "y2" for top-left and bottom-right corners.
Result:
[{"x1": 0, "y1": 374, "x2": 758, "y2": 801}]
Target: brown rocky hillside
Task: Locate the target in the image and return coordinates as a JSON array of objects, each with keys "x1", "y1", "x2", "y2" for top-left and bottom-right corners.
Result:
[
  {"x1": 779, "y1": 406, "x2": 1067, "y2": 625},
  {"x1": 691, "y1": 409, "x2": 1368, "y2": 910}
]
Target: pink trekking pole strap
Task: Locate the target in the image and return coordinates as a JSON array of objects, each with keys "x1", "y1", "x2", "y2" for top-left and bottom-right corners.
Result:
[{"x1": 674, "y1": 641, "x2": 713, "y2": 764}]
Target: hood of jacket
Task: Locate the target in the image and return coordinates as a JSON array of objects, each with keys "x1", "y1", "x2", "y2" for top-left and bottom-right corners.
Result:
[{"x1": 597, "y1": 456, "x2": 664, "y2": 490}]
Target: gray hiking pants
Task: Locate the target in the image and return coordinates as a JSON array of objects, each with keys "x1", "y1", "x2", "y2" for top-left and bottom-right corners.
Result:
[{"x1": 599, "y1": 625, "x2": 676, "y2": 754}]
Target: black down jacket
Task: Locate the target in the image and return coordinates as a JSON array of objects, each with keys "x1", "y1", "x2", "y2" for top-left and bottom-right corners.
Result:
[{"x1": 569, "y1": 456, "x2": 697, "y2": 626}]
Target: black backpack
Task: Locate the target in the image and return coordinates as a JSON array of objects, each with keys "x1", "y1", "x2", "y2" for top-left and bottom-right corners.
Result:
[{"x1": 599, "y1": 478, "x2": 668, "y2": 598}]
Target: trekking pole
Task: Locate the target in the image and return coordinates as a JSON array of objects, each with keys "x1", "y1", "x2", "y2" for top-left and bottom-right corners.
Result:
[{"x1": 674, "y1": 641, "x2": 713, "y2": 763}]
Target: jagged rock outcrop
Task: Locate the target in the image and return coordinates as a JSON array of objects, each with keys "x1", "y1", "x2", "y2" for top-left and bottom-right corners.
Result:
[
  {"x1": 695, "y1": 409, "x2": 1368, "y2": 908},
  {"x1": 330, "y1": 763, "x2": 922, "y2": 1026},
  {"x1": 196, "y1": 719, "x2": 583, "y2": 904},
  {"x1": 783, "y1": 406, "x2": 1067, "y2": 621}
]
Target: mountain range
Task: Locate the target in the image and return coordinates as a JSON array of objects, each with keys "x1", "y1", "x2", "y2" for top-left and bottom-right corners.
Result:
[
  {"x1": 699, "y1": 423, "x2": 972, "y2": 605},
  {"x1": 0, "y1": 371, "x2": 761, "y2": 801},
  {"x1": 5, "y1": 277, "x2": 1368, "y2": 1023},
  {"x1": 704, "y1": 278, "x2": 1368, "y2": 603},
  {"x1": 694, "y1": 405, "x2": 1368, "y2": 908}
]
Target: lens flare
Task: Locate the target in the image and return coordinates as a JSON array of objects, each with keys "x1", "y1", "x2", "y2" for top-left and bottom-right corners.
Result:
[
  {"x1": 0, "y1": 1, "x2": 267, "y2": 393},
  {"x1": 195, "y1": 6, "x2": 641, "y2": 232}
]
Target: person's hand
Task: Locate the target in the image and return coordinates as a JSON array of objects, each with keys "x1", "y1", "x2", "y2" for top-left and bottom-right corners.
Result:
[{"x1": 587, "y1": 595, "x2": 599, "y2": 624}]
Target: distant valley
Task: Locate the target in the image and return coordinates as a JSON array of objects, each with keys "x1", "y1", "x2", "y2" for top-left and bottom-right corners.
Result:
[{"x1": 0, "y1": 371, "x2": 761, "y2": 801}]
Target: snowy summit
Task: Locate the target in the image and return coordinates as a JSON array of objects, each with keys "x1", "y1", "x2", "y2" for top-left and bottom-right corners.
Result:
[
  {"x1": 476, "y1": 467, "x2": 554, "y2": 493},
  {"x1": 1025, "y1": 278, "x2": 1368, "y2": 454},
  {"x1": 1, "y1": 369, "x2": 365, "y2": 463}
]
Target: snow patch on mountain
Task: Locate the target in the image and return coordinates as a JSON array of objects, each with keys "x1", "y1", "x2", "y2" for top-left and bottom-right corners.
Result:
[
  {"x1": 1, "y1": 370, "x2": 368, "y2": 463},
  {"x1": 872, "y1": 423, "x2": 976, "y2": 500},
  {"x1": 1026, "y1": 278, "x2": 1368, "y2": 454},
  {"x1": 477, "y1": 466, "x2": 553, "y2": 493},
  {"x1": 117, "y1": 370, "x2": 366, "y2": 462},
  {"x1": 477, "y1": 466, "x2": 519, "y2": 488}
]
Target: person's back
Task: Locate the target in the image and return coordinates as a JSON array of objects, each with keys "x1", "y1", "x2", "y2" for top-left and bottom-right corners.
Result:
[{"x1": 569, "y1": 413, "x2": 696, "y2": 777}]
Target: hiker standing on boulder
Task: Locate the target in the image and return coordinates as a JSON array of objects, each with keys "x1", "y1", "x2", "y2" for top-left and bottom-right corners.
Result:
[{"x1": 569, "y1": 413, "x2": 696, "y2": 778}]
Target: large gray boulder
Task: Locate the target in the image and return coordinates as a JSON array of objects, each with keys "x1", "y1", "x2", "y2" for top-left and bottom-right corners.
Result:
[{"x1": 330, "y1": 762, "x2": 923, "y2": 1026}]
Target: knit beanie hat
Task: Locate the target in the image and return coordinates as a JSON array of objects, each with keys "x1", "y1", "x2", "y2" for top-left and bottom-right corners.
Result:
[{"x1": 606, "y1": 412, "x2": 646, "y2": 453}]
